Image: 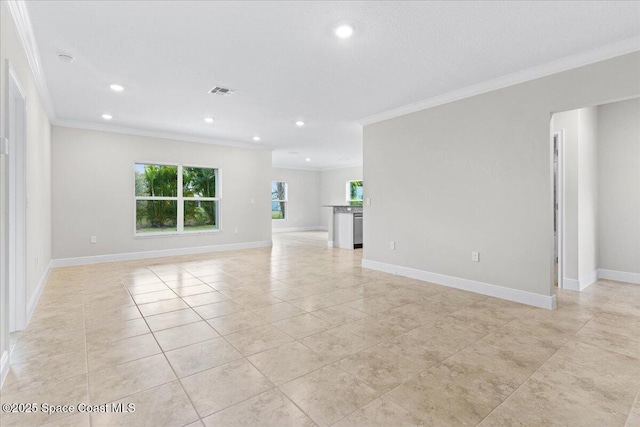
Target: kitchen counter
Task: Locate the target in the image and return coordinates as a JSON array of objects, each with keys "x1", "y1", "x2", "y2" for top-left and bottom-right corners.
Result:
[{"x1": 323, "y1": 205, "x2": 363, "y2": 249}]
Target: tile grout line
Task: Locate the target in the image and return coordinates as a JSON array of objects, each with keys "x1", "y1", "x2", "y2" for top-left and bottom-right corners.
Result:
[
  {"x1": 84, "y1": 272, "x2": 94, "y2": 427},
  {"x1": 475, "y1": 285, "x2": 623, "y2": 425},
  {"x1": 113, "y1": 268, "x2": 205, "y2": 426},
  {"x1": 625, "y1": 386, "x2": 640, "y2": 427},
  {"x1": 373, "y1": 298, "x2": 571, "y2": 422},
  {"x1": 14, "y1": 239, "x2": 638, "y2": 427}
]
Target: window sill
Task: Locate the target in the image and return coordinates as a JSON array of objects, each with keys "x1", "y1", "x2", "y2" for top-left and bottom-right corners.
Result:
[{"x1": 134, "y1": 229, "x2": 221, "y2": 239}]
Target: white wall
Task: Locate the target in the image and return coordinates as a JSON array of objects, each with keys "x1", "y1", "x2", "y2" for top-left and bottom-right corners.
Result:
[
  {"x1": 552, "y1": 106, "x2": 599, "y2": 286},
  {"x1": 51, "y1": 126, "x2": 272, "y2": 260},
  {"x1": 598, "y1": 98, "x2": 640, "y2": 276},
  {"x1": 363, "y1": 52, "x2": 640, "y2": 307},
  {"x1": 577, "y1": 107, "x2": 598, "y2": 280},
  {"x1": 271, "y1": 168, "x2": 322, "y2": 231},
  {"x1": 319, "y1": 166, "x2": 363, "y2": 228},
  {"x1": 552, "y1": 109, "x2": 580, "y2": 281},
  {"x1": 1, "y1": 1, "x2": 52, "y2": 383}
]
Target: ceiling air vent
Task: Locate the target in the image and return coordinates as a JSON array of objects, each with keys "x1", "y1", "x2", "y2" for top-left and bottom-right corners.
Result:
[{"x1": 208, "y1": 86, "x2": 234, "y2": 96}]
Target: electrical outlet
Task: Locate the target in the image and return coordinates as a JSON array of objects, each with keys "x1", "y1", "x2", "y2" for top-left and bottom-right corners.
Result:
[
  {"x1": 34, "y1": 255, "x2": 39, "y2": 268},
  {"x1": 91, "y1": 236, "x2": 97, "y2": 244},
  {"x1": 0, "y1": 137, "x2": 8, "y2": 156},
  {"x1": 390, "y1": 241, "x2": 395, "y2": 250},
  {"x1": 250, "y1": 198, "x2": 255, "y2": 204},
  {"x1": 472, "y1": 251, "x2": 479, "y2": 262},
  {"x1": 234, "y1": 227, "x2": 238, "y2": 234},
  {"x1": 366, "y1": 198, "x2": 371, "y2": 206}
]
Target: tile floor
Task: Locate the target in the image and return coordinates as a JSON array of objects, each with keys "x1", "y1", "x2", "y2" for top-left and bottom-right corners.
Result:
[{"x1": 1, "y1": 231, "x2": 639, "y2": 426}]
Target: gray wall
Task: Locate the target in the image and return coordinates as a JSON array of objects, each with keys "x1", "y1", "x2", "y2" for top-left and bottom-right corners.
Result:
[
  {"x1": 1, "y1": 1, "x2": 53, "y2": 378},
  {"x1": 363, "y1": 52, "x2": 640, "y2": 299},
  {"x1": 319, "y1": 166, "x2": 363, "y2": 228},
  {"x1": 598, "y1": 98, "x2": 640, "y2": 275},
  {"x1": 52, "y1": 126, "x2": 272, "y2": 259},
  {"x1": 271, "y1": 168, "x2": 322, "y2": 230}
]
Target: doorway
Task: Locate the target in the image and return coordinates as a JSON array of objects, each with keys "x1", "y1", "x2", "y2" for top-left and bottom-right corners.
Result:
[
  {"x1": 5, "y1": 61, "x2": 28, "y2": 333},
  {"x1": 553, "y1": 130, "x2": 564, "y2": 289}
]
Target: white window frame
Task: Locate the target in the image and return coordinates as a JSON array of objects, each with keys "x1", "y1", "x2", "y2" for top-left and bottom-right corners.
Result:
[
  {"x1": 134, "y1": 162, "x2": 220, "y2": 237},
  {"x1": 271, "y1": 181, "x2": 287, "y2": 221},
  {"x1": 346, "y1": 180, "x2": 364, "y2": 204}
]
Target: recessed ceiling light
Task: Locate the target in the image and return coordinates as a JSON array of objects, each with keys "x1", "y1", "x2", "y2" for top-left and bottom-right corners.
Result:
[
  {"x1": 305, "y1": 157, "x2": 311, "y2": 162},
  {"x1": 101, "y1": 114, "x2": 113, "y2": 120},
  {"x1": 295, "y1": 121, "x2": 305, "y2": 127},
  {"x1": 204, "y1": 117, "x2": 214, "y2": 123},
  {"x1": 335, "y1": 25, "x2": 354, "y2": 39},
  {"x1": 110, "y1": 84, "x2": 124, "y2": 92},
  {"x1": 253, "y1": 136, "x2": 261, "y2": 141},
  {"x1": 58, "y1": 53, "x2": 75, "y2": 63}
]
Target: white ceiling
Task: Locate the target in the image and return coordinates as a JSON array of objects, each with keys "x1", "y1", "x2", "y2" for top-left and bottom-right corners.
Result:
[{"x1": 24, "y1": 1, "x2": 640, "y2": 169}]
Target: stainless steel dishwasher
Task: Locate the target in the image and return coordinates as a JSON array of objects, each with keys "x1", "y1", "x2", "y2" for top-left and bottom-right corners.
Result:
[{"x1": 353, "y1": 213, "x2": 363, "y2": 248}]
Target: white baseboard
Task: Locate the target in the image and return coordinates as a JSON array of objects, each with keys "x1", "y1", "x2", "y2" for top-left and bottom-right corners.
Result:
[
  {"x1": 362, "y1": 259, "x2": 556, "y2": 310},
  {"x1": 563, "y1": 270, "x2": 598, "y2": 291},
  {"x1": 327, "y1": 241, "x2": 334, "y2": 248},
  {"x1": 562, "y1": 278, "x2": 581, "y2": 291},
  {"x1": 27, "y1": 260, "x2": 53, "y2": 325},
  {"x1": 581, "y1": 270, "x2": 598, "y2": 290},
  {"x1": 272, "y1": 226, "x2": 327, "y2": 233},
  {"x1": 1, "y1": 350, "x2": 8, "y2": 389},
  {"x1": 598, "y1": 268, "x2": 640, "y2": 285},
  {"x1": 51, "y1": 240, "x2": 273, "y2": 267}
]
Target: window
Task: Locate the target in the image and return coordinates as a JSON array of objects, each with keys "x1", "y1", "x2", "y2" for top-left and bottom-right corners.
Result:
[
  {"x1": 135, "y1": 163, "x2": 219, "y2": 235},
  {"x1": 346, "y1": 180, "x2": 363, "y2": 206},
  {"x1": 271, "y1": 181, "x2": 287, "y2": 219}
]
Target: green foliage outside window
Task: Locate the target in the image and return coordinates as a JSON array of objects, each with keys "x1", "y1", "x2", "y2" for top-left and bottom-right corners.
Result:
[
  {"x1": 348, "y1": 180, "x2": 363, "y2": 206},
  {"x1": 271, "y1": 181, "x2": 286, "y2": 219},
  {"x1": 183, "y1": 167, "x2": 217, "y2": 230},
  {"x1": 135, "y1": 164, "x2": 218, "y2": 233}
]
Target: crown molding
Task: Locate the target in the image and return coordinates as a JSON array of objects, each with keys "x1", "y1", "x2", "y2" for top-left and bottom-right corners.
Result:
[
  {"x1": 6, "y1": 0, "x2": 56, "y2": 121},
  {"x1": 318, "y1": 162, "x2": 363, "y2": 172},
  {"x1": 271, "y1": 164, "x2": 325, "y2": 172},
  {"x1": 53, "y1": 119, "x2": 273, "y2": 151},
  {"x1": 271, "y1": 162, "x2": 363, "y2": 172},
  {"x1": 360, "y1": 36, "x2": 640, "y2": 126}
]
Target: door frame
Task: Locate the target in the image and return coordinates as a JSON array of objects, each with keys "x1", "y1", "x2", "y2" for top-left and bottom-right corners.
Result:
[
  {"x1": 553, "y1": 130, "x2": 565, "y2": 289},
  {"x1": 5, "y1": 60, "x2": 28, "y2": 331}
]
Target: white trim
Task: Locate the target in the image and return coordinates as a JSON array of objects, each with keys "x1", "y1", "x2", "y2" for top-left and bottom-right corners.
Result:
[
  {"x1": 26, "y1": 260, "x2": 52, "y2": 325},
  {"x1": 0, "y1": 351, "x2": 9, "y2": 389},
  {"x1": 271, "y1": 162, "x2": 364, "y2": 172},
  {"x1": 50, "y1": 240, "x2": 273, "y2": 267},
  {"x1": 318, "y1": 163, "x2": 364, "y2": 172},
  {"x1": 54, "y1": 119, "x2": 270, "y2": 152},
  {"x1": 327, "y1": 241, "x2": 334, "y2": 248},
  {"x1": 360, "y1": 37, "x2": 640, "y2": 126},
  {"x1": 133, "y1": 163, "x2": 220, "y2": 237},
  {"x1": 362, "y1": 259, "x2": 557, "y2": 310},
  {"x1": 598, "y1": 268, "x2": 640, "y2": 285},
  {"x1": 563, "y1": 270, "x2": 598, "y2": 291},
  {"x1": 6, "y1": 60, "x2": 28, "y2": 331},
  {"x1": 552, "y1": 130, "x2": 565, "y2": 290},
  {"x1": 272, "y1": 226, "x2": 327, "y2": 233},
  {"x1": 5, "y1": 0, "x2": 56, "y2": 120},
  {"x1": 581, "y1": 270, "x2": 598, "y2": 290},
  {"x1": 562, "y1": 278, "x2": 581, "y2": 292}
]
